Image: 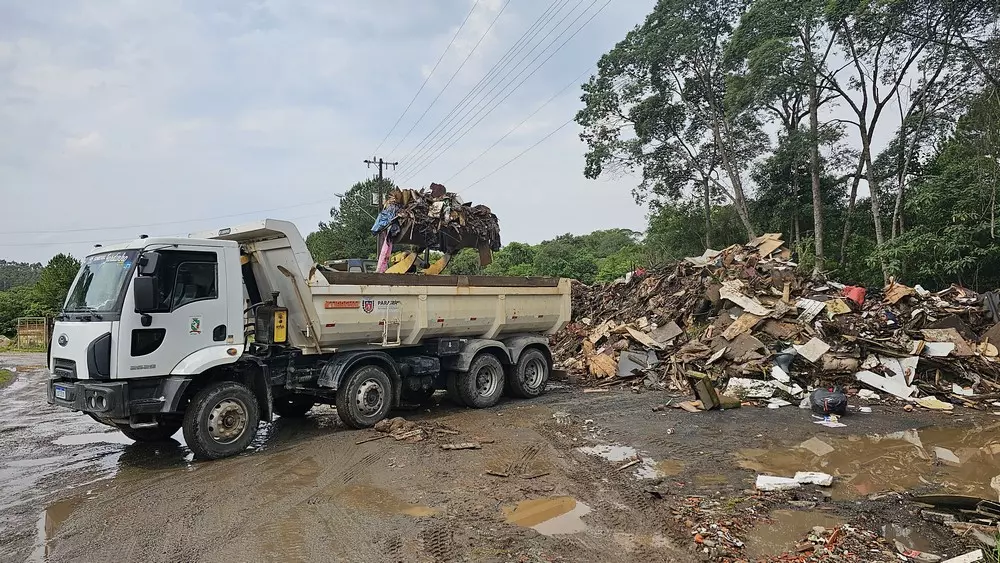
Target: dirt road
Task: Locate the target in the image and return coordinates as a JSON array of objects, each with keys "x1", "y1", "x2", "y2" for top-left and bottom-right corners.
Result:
[{"x1": 1, "y1": 352, "x2": 993, "y2": 562}]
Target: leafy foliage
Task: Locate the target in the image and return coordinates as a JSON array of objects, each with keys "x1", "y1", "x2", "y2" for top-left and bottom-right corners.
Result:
[
  {"x1": 306, "y1": 178, "x2": 395, "y2": 262},
  {"x1": 0, "y1": 260, "x2": 43, "y2": 291},
  {"x1": 0, "y1": 254, "x2": 80, "y2": 336}
]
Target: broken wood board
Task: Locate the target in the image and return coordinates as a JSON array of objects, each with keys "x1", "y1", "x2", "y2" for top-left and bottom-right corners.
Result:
[
  {"x1": 649, "y1": 321, "x2": 683, "y2": 346},
  {"x1": 587, "y1": 354, "x2": 617, "y2": 378},
  {"x1": 756, "y1": 237, "x2": 785, "y2": 258},
  {"x1": 760, "y1": 319, "x2": 801, "y2": 340},
  {"x1": 626, "y1": 327, "x2": 665, "y2": 351},
  {"x1": 719, "y1": 333, "x2": 766, "y2": 363},
  {"x1": 795, "y1": 298, "x2": 826, "y2": 323},
  {"x1": 441, "y1": 443, "x2": 482, "y2": 450},
  {"x1": 921, "y1": 328, "x2": 975, "y2": 357},
  {"x1": 588, "y1": 320, "x2": 617, "y2": 344},
  {"x1": 721, "y1": 313, "x2": 763, "y2": 341},
  {"x1": 677, "y1": 401, "x2": 703, "y2": 413},
  {"x1": 719, "y1": 281, "x2": 773, "y2": 317},
  {"x1": 794, "y1": 338, "x2": 831, "y2": 363}
]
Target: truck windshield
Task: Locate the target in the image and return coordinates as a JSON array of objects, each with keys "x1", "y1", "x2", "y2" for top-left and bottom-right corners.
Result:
[{"x1": 64, "y1": 250, "x2": 139, "y2": 312}]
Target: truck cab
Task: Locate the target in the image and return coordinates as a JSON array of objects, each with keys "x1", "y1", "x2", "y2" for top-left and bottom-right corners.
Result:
[{"x1": 48, "y1": 220, "x2": 568, "y2": 460}]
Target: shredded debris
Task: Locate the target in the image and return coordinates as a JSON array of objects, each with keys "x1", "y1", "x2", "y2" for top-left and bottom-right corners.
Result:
[{"x1": 551, "y1": 234, "x2": 1000, "y2": 409}]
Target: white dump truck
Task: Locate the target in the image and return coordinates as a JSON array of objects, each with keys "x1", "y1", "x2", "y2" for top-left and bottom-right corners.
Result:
[{"x1": 47, "y1": 220, "x2": 571, "y2": 459}]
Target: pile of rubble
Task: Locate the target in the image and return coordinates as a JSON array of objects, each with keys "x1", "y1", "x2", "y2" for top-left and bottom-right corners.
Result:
[
  {"x1": 371, "y1": 183, "x2": 502, "y2": 259},
  {"x1": 551, "y1": 233, "x2": 1000, "y2": 409}
]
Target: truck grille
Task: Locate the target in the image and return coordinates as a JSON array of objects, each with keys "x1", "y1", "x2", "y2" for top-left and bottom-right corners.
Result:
[{"x1": 52, "y1": 358, "x2": 77, "y2": 379}]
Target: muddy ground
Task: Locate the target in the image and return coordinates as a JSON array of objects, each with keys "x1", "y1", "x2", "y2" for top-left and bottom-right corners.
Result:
[{"x1": 0, "y1": 352, "x2": 994, "y2": 562}]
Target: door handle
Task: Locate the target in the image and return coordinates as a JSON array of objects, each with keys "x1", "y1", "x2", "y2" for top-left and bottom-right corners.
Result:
[{"x1": 213, "y1": 324, "x2": 227, "y2": 342}]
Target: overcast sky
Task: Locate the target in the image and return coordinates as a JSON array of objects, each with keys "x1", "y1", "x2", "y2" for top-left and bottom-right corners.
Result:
[{"x1": 0, "y1": 0, "x2": 658, "y2": 263}]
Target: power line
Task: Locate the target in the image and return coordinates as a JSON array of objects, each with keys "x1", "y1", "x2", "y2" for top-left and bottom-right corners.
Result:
[
  {"x1": 0, "y1": 210, "x2": 332, "y2": 248},
  {"x1": 385, "y1": 0, "x2": 512, "y2": 157},
  {"x1": 372, "y1": 0, "x2": 481, "y2": 155},
  {"x1": 459, "y1": 115, "x2": 576, "y2": 195},
  {"x1": 390, "y1": 0, "x2": 569, "y2": 178},
  {"x1": 442, "y1": 64, "x2": 594, "y2": 184},
  {"x1": 0, "y1": 197, "x2": 335, "y2": 236},
  {"x1": 398, "y1": 0, "x2": 610, "y2": 184}
]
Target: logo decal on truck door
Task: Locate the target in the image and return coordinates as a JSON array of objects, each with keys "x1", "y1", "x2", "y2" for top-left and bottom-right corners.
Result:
[
  {"x1": 362, "y1": 298, "x2": 375, "y2": 314},
  {"x1": 189, "y1": 317, "x2": 202, "y2": 335}
]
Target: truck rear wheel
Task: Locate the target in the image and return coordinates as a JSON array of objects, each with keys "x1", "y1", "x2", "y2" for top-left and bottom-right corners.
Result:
[
  {"x1": 508, "y1": 348, "x2": 550, "y2": 398},
  {"x1": 274, "y1": 396, "x2": 315, "y2": 418},
  {"x1": 117, "y1": 420, "x2": 182, "y2": 442},
  {"x1": 183, "y1": 381, "x2": 260, "y2": 460},
  {"x1": 336, "y1": 365, "x2": 393, "y2": 429},
  {"x1": 457, "y1": 353, "x2": 505, "y2": 408}
]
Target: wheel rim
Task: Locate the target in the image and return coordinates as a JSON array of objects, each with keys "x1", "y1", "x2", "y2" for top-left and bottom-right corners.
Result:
[
  {"x1": 523, "y1": 357, "x2": 546, "y2": 389},
  {"x1": 475, "y1": 363, "x2": 501, "y2": 397},
  {"x1": 207, "y1": 398, "x2": 249, "y2": 444},
  {"x1": 355, "y1": 378, "x2": 385, "y2": 416}
]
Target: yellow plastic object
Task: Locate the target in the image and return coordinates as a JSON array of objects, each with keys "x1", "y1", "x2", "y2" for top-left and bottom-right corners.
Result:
[
  {"x1": 421, "y1": 254, "x2": 451, "y2": 275},
  {"x1": 273, "y1": 310, "x2": 288, "y2": 343},
  {"x1": 386, "y1": 252, "x2": 417, "y2": 274}
]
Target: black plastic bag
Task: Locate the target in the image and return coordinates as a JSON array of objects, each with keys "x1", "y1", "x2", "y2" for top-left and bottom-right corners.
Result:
[{"x1": 810, "y1": 386, "x2": 848, "y2": 415}]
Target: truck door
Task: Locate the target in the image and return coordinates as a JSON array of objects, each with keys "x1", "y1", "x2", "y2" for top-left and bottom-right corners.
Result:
[{"x1": 117, "y1": 248, "x2": 232, "y2": 378}]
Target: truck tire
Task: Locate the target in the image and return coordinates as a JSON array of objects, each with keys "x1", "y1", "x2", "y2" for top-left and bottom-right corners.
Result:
[
  {"x1": 117, "y1": 420, "x2": 182, "y2": 442},
  {"x1": 336, "y1": 365, "x2": 393, "y2": 429},
  {"x1": 508, "y1": 348, "x2": 549, "y2": 398},
  {"x1": 446, "y1": 371, "x2": 466, "y2": 406},
  {"x1": 457, "y1": 353, "x2": 505, "y2": 408},
  {"x1": 274, "y1": 396, "x2": 315, "y2": 418},
  {"x1": 182, "y1": 381, "x2": 260, "y2": 460}
]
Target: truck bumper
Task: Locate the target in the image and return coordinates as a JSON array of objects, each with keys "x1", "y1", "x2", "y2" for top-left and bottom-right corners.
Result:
[{"x1": 48, "y1": 376, "x2": 193, "y2": 419}]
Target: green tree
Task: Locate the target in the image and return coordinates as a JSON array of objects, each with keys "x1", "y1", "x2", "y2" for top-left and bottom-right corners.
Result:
[
  {"x1": 484, "y1": 242, "x2": 537, "y2": 276},
  {"x1": 32, "y1": 254, "x2": 80, "y2": 316},
  {"x1": 576, "y1": 0, "x2": 765, "y2": 241},
  {"x1": 444, "y1": 248, "x2": 483, "y2": 275},
  {"x1": 0, "y1": 286, "x2": 33, "y2": 337},
  {"x1": 0, "y1": 261, "x2": 43, "y2": 291},
  {"x1": 306, "y1": 178, "x2": 395, "y2": 262}
]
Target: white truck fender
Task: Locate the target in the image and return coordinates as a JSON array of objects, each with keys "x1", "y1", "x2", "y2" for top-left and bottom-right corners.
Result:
[{"x1": 170, "y1": 345, "x2": 240, "y2": 375}]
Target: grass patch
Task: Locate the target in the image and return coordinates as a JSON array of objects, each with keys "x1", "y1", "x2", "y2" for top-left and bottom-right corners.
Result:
[{"x1": 0, "y1": 368, "x2": 14, "y2": 388}]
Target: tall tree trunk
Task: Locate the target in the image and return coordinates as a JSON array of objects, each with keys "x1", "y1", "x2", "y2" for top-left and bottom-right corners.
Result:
[
  {"x1": 862, "y1": 136, "x2": 890, "y2": 280},
  {"x1": 839, "y1": 156, "x2": 866, "y2": 262},
  {"x1": 710, "y1": 120, "x2": 756, "y2": 239},
  {"x1": 703, "y1": 177, "x2": 712, "y2": 249},
  {"x1": 791, "y1": 166, "x2": 801, "y2": 246},
  {"x1": 809, "y1": 82, "x2": 824, "y2": 278}
]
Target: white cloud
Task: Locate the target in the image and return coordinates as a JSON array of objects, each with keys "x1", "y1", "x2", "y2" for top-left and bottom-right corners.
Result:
[{"x1": 64, "y1": 132, "x2": 104, "y2": 154}]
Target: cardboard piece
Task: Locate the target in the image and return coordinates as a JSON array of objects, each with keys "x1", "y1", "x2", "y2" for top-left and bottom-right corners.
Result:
[
  {"x1": 721, "y1": 313, "x2": 763, "y2": 341},
  {"x1": 799, "y1": 437, "x2": 835, "y2": 457},
  {"x1": 922, "y1": 328, "x2": 975, "y2": 356},
  {"x1": 626, "y1": 327, "x2": 665, "y2": 351},
  {"x1": 794, "y1": 338, "x2": 831, "y2": 363},
  {"x1": 825, "y1": 299, "x2": 852, "y2": 316},
  {"x1": 760, "y1": 320, "x2": 800, "y2": 340},
  {"x1": 720, "y1": 281, "x2": 773, "y2": 317}
]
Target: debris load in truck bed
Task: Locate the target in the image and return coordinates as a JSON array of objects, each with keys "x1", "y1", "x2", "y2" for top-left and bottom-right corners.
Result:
[
  {"x1": 371, "y1": 183, "x2": 501, "y2": 256},
  {"x1": 551, "y1": 233, "x2": 1000, "y2": 408}
]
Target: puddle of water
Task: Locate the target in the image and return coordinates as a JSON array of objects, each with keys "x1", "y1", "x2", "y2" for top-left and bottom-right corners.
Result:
[
  {"x1": 53, "y1": 432, "x2": 136, "y2": 446},
  {"x1": 577, "y1": 444, "x2": 666, "y2": 479},
  {"x1": 881, "y1": 523, "x2": 934, "y2": 553},
  {"x1": 30, "y1": 492, "x2": 92, "y2": 560},
  {"x1": 503, "y1": 496, "x2": 591, "y2": 535},
  {"x1": 743, "y1": 510, "x2": 844, "y2": 559},
  {"x1": 337, "y1": 484, "x2": 439, "y2": 517},
  {"x1": 736, "y1": 424, "x2": 1000, "y2": 499}
]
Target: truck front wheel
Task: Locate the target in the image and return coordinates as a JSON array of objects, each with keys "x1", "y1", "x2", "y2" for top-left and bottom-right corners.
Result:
[
  {"x1": 117, "y1": 419, "x2": 182, "y2": 442},
  {"x1": 336, "y1": 365, "x2": 393, "y2": 429},
  {"x1": 182, "y1": 381, "x2": 260, "y2": 460},
  {"x1": 457, "y1": 353, "x2": 505, "y2": 408}
]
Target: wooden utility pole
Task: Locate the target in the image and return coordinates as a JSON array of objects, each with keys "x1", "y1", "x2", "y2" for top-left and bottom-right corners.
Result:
[
  {"x1": 365, "y1": 157, "x2": 398, "y2": 263},
  {"x1": 364, "y1": 157, "x2": 398, "y2": 181}
]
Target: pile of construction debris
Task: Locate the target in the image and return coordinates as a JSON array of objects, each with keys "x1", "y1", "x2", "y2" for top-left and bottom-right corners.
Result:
[
  {"x1": 551, "y1": 233, "x2": 1000, "y2": 410},
  {"x1": 371, "y1": 183, "x2": 502, "y2": 260}
]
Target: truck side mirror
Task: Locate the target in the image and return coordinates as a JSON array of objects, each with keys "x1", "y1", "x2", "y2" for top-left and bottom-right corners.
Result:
[
  {"x1": 133, "y1": 276, "x2": 159, "y2": 313},
  {"x1": 139, "y1": 251, "x2": 160, "y2": 275}
]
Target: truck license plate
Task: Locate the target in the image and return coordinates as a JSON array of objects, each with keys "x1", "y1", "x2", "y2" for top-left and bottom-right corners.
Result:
[{"x1": 55, "y1": 386, "x2": 67, "y2": 400}]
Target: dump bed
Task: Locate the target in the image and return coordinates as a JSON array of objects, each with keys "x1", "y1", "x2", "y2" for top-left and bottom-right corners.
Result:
[{"x1": 196, "y1": 219, "x2": 571, "y2": 354}]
